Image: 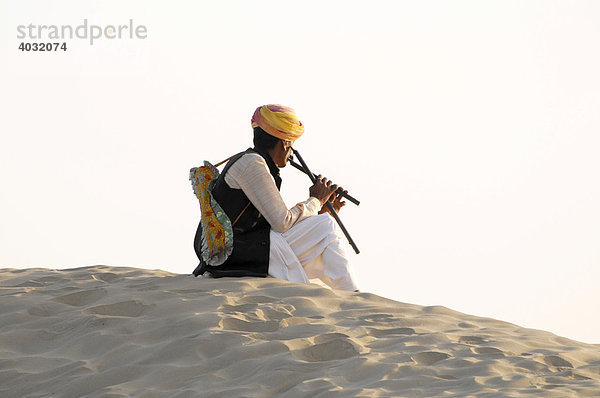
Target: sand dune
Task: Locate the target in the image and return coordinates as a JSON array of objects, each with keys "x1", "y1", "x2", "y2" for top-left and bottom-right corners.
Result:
[{"x1": 1, "y1": 266, "x2": 599, "y2": 397}]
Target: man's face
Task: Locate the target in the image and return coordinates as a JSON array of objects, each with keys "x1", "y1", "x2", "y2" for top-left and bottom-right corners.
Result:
[
  {"x1": 283, "y1": 140, "x2": 293, "y2": 163},
  {"x1": 274, "y1": 140, "x2": 293, "y2": 168}
]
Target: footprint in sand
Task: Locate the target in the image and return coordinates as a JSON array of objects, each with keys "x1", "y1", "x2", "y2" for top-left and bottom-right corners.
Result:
[
  {"x1": 261, "y1": 309, "x2": 292, "y2": 321},
  {"x1": 437, "y1": 374, "x2": 458, "y2": 380},
  {"x1": 84, "y1": 300, "x2": 149, "y2": 317},
  {"x1": 474, "y1": 347, "x2": 504, "y2": 357},
  {"x1": 360, "y1": 313, "x2": 394, "y2": 322},
  {"x1": 543, "y1": 355, "x2": 573, "y2": 369},
  {"x1": 218, "y1": 303, "x2": 258, "y2": 313},
  {"x1": 411, "y1": 351, "x2": 451, "y2": 365},
  {"x1": 52, "y1": 289, "x2": 107, "y2": 307},
  {"x1": 294, "y1": 334, "x2": 361, "y2": 362},
  {"x1": 219, "y1": 317, "x2": 280, "y2": 333},
  {"x1": 27, "y1": 302, "x2": 67, "y2": 317},
  {"x1": 459, "y1": 335, "x2": 487, "y2": 345},
  {"x1": 221, "y1": 298, "x2": 295, "y2": 318},
  {"x1": 368, "y1": 327, "x2": 415, "y2": 337}
]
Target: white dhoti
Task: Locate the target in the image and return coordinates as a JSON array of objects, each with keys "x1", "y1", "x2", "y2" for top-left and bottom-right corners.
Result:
[{"x1": 268, "y1": 213, "x2": 358, "y2": 291}]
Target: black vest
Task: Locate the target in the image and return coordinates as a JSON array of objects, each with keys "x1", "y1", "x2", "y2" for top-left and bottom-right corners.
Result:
[{"x1": 192, "y1": 148, "x2": 282, "y2": 277}]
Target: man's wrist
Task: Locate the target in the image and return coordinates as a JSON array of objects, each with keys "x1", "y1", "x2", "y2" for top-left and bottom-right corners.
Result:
[{"x1": 308, "y1": 197, "x2": 322, "y2": 211}]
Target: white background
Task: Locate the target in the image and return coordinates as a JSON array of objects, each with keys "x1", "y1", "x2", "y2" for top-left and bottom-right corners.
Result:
[{"x1": 1, "y1": 1, "x2": 599, "y2": 344}]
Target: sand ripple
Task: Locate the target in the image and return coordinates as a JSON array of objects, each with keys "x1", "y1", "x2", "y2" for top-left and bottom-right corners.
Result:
[{"x1": 1, "y1": 265, "x2": 600, "y2": 397}]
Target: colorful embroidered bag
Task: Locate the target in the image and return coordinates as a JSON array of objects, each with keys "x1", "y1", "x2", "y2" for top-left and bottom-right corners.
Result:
[{"x1": 189, "y1": 161, "x2": 234, "y2": 266}]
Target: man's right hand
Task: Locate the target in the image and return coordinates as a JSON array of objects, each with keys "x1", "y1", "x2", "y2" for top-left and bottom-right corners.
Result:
[{"x1": 309, "y1": 175, "x2": 338, "y2": 207}]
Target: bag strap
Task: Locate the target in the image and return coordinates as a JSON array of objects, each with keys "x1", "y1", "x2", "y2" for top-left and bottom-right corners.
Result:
[
  {"x1": 215, "y1": 155, "x2": 235, "y2": 167},
  {"x1": 232, "y1": 201, "x2": 251, "y2": 227},
  {"x1": 213, "y1": 151, "x2": 253, "y2": 227}
]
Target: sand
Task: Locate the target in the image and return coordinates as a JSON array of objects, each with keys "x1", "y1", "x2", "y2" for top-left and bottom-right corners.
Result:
[{"x1": 1, "y1": 266, "x2": 599, "y2": 397}]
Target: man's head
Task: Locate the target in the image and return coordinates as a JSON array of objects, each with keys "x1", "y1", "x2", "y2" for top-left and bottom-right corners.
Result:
[{"x1": 251, "y1": 104, "x2": 303, "y2": 168}]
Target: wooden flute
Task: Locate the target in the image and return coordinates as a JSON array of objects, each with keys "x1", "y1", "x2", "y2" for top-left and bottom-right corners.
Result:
[
  {"x1": 288, "y1": 155, "x2": 360, "y2": 206},
  {"x1": 291, "y1": 149, "x2": 360, "y2": 255}
]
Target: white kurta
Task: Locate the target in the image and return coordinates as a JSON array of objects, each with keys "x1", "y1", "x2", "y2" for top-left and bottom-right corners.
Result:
[{"x1": 224, "y1": 152, "x2": 358, "y2": 291}]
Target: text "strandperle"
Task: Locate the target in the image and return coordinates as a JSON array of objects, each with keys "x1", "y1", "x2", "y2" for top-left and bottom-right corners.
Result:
[{"x1": 16, "y1": 19, "x2": 147, "y2": 45}]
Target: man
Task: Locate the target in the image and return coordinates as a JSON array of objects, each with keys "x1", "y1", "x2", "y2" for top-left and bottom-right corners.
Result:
[{"x1": 193, "y1": 104, "x2": 358, "y2": 291}]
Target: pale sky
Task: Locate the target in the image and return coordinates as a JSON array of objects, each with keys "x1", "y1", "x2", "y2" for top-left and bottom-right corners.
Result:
[{"x1": 1, "y1": 1, "x2": 599, "y2": 344}]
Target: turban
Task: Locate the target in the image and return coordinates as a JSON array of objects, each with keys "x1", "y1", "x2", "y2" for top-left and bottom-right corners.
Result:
[{"x1": 251, "y1": 104, "x2": 304, "y2": 142}]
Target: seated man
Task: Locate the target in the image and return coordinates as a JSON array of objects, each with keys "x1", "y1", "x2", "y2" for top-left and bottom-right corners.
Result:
[{"x1": 193, "y1": 104, "x2": 358, "y2": 291}]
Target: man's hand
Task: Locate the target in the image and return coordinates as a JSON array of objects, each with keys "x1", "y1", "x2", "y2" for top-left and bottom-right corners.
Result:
[
  {"x1": 309, "y1": 175, "x2": 338, "y2": 207},
  {"x1": 318, "y1": 188, "x2": 347, "y2": 215}
]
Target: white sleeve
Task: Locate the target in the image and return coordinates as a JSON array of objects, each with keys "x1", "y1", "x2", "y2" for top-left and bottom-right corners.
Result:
[{"x1": 224, "y1": 153, "x2": 321, "y2": 233}]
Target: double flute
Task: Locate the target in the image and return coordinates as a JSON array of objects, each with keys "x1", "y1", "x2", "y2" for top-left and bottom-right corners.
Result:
[{"x1": 290, "y1": 149, "x2": 360, "y2": 254}]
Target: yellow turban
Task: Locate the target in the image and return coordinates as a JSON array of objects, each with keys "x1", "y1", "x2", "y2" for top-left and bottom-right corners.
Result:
[{"x1": 251, "y1": 104, "x2": 304, "y2": 142}]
